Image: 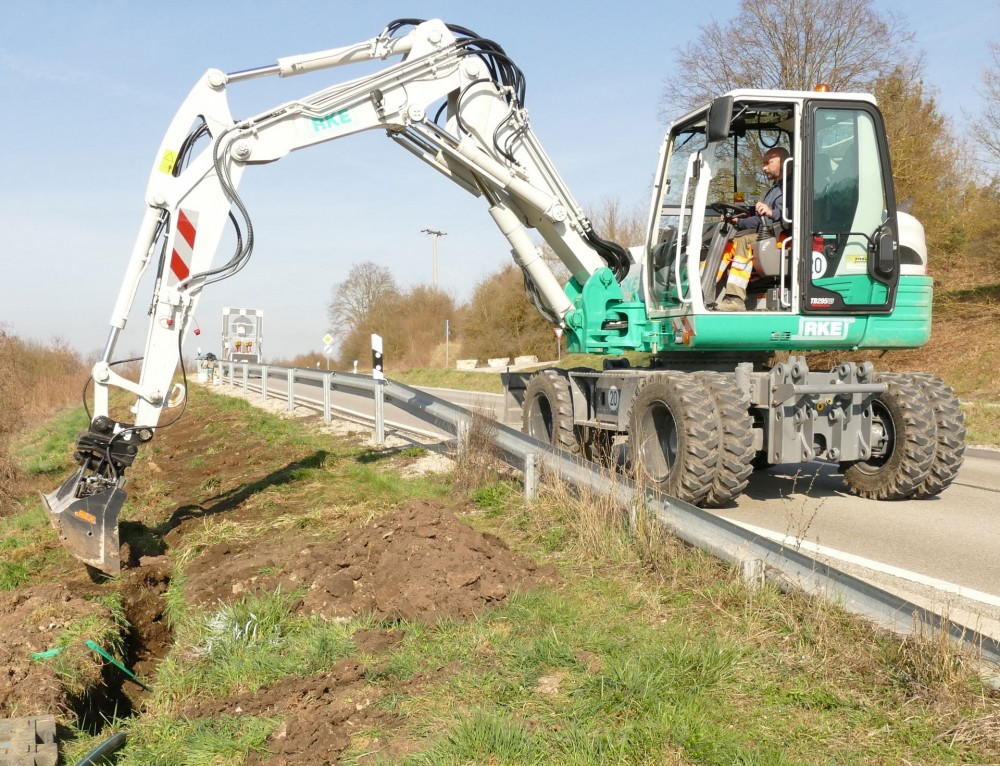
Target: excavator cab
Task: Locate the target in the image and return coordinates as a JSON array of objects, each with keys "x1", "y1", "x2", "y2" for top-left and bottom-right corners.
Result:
[{"x1": 641, "y1": 89, "x2": 932, "y2": 353}]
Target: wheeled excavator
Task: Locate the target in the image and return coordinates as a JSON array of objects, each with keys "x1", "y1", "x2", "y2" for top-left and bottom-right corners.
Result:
[{"x1": 43, "y1": 19, "x2": 966, "y2": 574}]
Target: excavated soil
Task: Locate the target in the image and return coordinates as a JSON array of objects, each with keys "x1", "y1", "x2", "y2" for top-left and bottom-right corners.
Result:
[
  {"x1": 184, "y1": 499, "x2": 546, "y2": 622},
  {"x1": 0, "y1": 582, "x2": 108, "y2": 717},
  {"x1": 0, "y1": 562, "x2": 173, "y2": 722},
  {"x1": 5, "y1": 384, "x2": 549, "y2": 762}
]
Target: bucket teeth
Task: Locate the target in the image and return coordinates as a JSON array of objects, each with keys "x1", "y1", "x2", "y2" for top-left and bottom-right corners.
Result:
[{"x1": 42, "y1": 470, "x2": 124, "y2": 575}]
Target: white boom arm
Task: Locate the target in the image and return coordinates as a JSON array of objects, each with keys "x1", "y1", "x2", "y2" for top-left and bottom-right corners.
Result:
[
  {"x1": 44, "y1": 20, "x2": 634, "y2": 574},
  {"x1": 99, "y1": 18, "x2": 625, "y2": 430}
]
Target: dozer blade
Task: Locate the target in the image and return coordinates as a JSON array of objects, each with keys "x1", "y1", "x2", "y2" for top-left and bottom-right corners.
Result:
[{"x1": 41, "y1": 469, "x2": 125, "y2": 575}]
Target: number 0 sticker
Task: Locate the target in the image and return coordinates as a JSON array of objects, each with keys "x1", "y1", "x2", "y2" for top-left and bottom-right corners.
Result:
[{"x1": 811, "y1": 251, "x2": 828, "y2": 279}]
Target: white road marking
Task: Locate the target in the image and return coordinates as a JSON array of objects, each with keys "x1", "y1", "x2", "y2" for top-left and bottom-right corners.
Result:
[{"x1": 730, "y1": 519, "x2": 1000, "y2": 608}]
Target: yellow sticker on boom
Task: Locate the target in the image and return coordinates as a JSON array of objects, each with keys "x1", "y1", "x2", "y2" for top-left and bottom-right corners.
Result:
[{"x1": 159, "y1": 149, "x2": 178, "y2": 175}]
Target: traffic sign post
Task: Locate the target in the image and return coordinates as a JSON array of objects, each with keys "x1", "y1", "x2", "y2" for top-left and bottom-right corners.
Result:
[{"x1": 322, "y1": 333, "x2": 334, "y2": 370}]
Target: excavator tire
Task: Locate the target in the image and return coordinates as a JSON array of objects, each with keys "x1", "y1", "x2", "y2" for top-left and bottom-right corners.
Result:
[
  {"x1": 626, "y1": 372, "x2": 720, "y2": 505},
  {"x1": 691, "y1": 372, "x2": 756, "y2": 507},
  {"x1": 522, "y1": 369, "x2": 581, "y2": 455},
  {"x1": 909, "y1": 373, "x2": 967, "y2": 498},
  {"x1": 840, "y1": 373, "x2": 936, "y2": 500}
]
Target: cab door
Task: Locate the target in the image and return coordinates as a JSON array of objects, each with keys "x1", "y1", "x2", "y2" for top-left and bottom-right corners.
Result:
[{"x1": 800, "y1": 103, "x2": 900, "y2": 314}]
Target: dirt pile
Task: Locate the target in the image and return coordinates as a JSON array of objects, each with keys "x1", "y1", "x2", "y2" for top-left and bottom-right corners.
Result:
[{"x1": 185, "y1": 499, "x2": 549, "y2": 623}]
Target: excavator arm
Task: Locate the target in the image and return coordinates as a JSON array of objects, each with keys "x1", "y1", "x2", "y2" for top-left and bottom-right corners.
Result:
[{"x1": 43, "y1": 18, "x2": 632, "y2": 573}]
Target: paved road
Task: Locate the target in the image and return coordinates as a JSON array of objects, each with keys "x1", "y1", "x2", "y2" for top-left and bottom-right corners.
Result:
[
  {"x1": 227, "y1": 371, "x2": 1000, "y2": 630},
  {"x1": 717, "y1": 450, "x2": 1000, "y2": 639}
]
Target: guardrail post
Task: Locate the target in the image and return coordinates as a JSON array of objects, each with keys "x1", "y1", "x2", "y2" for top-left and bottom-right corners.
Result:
[
  {"x1": 374, "y1": 378, "x2": 385, "y2": 444},
  {"x1": 287, "y1": 368, "x2": 295, "y2": 412},
  {"x1": 323, "y1": 373, "x2": 332, "y2": 423},
  {"x1": 740, "y1": 559, "x2": 765, "y2": 590},
  {"x1": 261, "y1": 365, "x2": 269, "y2": 401},
  {"x1": 242, "y1": 363, "x2": 249, "y2": 395},
  {"x1": 523, "y1": 453, "x2": 538, "y2": 501},
  {"x1": 456, "y1": 418, "x2": 469, "y2": 460},
  {"x1": 227, "y1": 361, "x2": 235, "y2": 387}
]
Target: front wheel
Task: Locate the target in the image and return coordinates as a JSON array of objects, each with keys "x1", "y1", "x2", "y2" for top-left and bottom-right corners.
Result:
[{"x1": 840, "y1": 373, "x2": 936, "y2": 500}]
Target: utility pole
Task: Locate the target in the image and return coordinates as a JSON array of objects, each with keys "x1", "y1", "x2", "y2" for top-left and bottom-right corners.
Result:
[{"x1": 421, "y1": 228, "x2": 447, "y2": 290}]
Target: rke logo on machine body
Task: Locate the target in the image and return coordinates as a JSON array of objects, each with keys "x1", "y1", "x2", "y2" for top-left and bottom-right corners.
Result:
[{"x1": 792, "y1": 318, "x2": 855, "y2": 340}]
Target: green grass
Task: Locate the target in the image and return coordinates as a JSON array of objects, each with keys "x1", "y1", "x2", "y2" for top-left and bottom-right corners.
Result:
[
  {"x1": 0, "y1": 505, "x2": 48, "y2": 553},
  {"x1": 0, "y1": 505, "x2": 62, "y2": 590},
  {"x1": 0, "y1": 559, "x2": 33, "y2": 590},
  {"x1": 12, "y1": 406, "x2": 91, "y2": 475},
  {"x1": 964, "y1": 401, "x2": 1000, "y2": 447},
  {"x1": 117, "y1": 715, "x2": 280, "y2": 766},
  {"x1": 154, "y1": 586, "x2": 355, "y2": 701}
]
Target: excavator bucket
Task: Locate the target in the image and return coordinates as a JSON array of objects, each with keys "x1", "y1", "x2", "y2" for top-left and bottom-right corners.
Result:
[{"x1": 41, "y1": 469, "x2": 124, "y2": 575}]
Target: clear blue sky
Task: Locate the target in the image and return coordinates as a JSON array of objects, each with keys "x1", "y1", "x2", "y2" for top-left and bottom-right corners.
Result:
[{"x1": 2, "y1": 0, "x2": 995, "y2": 361}]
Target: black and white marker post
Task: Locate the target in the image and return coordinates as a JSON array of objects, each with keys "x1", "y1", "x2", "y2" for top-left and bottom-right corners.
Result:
[{"x1": 371, "y1": 334, "x2": 385, "y2": 445}]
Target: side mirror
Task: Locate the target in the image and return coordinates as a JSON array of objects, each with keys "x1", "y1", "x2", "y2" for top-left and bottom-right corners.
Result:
[
  {"x1": 706, "y1": 96, "x2": 734, "y2": 143},
  {"x1": 876, "y1": 228, "x2": 896, "y2": 275}
]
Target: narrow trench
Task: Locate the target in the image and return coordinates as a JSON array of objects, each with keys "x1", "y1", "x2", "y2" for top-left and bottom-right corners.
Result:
[{"x1": 72, "y1": 562, "x2": 174, "y2": 735}]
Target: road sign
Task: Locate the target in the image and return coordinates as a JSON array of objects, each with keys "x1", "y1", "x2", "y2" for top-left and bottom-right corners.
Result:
[
  {"x1": 322, "y1": 333, "x2": 334, "y2": 345},
  {"x1": 323, "y1": 345, "x2": 333, "y2": 355}
]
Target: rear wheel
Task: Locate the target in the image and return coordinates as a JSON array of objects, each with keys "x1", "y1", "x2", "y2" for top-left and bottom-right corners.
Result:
[
  {"x1": 522, "y1": 369, "x2": 580, "y2": 455},
  {"x1": 627, "y1": 373, "x2": 719, "y2": 505},
  {"x1": 840, "y1": 373, "x2": 936, "y2": 500},
  {"x1": 910, "y1": 373, "x2": 967, "y2": 498}
]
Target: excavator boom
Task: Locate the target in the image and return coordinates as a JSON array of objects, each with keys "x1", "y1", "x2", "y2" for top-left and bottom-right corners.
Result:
[{"x1": 43, "y1": 19, "x2": 631, "y2": 573}]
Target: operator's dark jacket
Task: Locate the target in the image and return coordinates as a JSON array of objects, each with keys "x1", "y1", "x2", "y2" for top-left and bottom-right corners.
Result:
[{"x1": 736, "y1": 178, "x2": 789, "y2": 231}]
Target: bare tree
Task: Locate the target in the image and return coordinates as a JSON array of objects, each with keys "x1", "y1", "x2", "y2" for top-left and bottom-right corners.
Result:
[
  {"x1": 326, "y1": 261, "x2": 400, "y2": 340},
  {"x1": 661, "y1": 0, "x2": 917, "y2": 114},
  {"x1": 588, "y1": 197, "x2": 647, "y2": 249},
  {"x1": 974, "y1": 40, "x2": 1000, "y2": 166}
]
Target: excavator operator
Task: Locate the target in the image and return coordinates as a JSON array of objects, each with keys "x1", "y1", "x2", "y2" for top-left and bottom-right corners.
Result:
[{"x1": 716, "y1": 146, "x2": 791, "y2": 311}]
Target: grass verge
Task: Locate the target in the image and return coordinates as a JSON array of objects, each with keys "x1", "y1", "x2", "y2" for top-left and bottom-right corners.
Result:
[{"x1": 12, "y1": 385, "x2": 1000, "y2": 765}]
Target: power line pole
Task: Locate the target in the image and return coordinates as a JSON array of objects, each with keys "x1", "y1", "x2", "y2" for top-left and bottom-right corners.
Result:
[{"x1": 421, "y1": 228, "x2": 447, "y2": 290}]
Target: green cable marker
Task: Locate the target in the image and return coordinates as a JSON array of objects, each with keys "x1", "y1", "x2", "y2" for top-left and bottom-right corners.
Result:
[
  {"x1": 31, "y1": 647, "x2": 64, "y2": 660},
  {"x1": 84, "y1": 640, "x2": 151, "y2": 691}
]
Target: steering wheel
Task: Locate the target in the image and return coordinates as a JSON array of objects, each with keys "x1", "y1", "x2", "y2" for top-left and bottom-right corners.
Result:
[{"x1": 709, "y1": 201, "x2": 755, "y2": 219}]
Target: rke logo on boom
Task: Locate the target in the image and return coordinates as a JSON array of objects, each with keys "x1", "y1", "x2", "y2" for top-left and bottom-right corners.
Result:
[{"x1": 311, "y1": 109, "x2": 352, "y2": 132}]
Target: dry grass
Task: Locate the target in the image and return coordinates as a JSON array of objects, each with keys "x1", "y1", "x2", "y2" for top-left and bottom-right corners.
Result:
[
  {"x1": 453, "y1": 410, "x2": 510, "y2": 493},
  {"x1": 0, "y1": 332, "x2": 88, "y2": 513},
  {"x1": 453, "y1": 443, "x2": 1000, "y2": 759}
]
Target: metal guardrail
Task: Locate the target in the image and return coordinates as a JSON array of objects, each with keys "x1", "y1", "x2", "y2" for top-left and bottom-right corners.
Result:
[{"x1": 209, "y1": 360, "x2": 1000, "y2": 675}]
